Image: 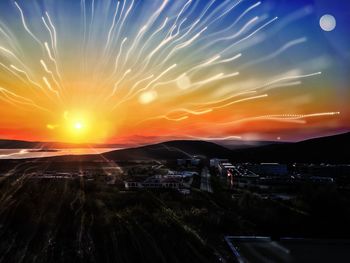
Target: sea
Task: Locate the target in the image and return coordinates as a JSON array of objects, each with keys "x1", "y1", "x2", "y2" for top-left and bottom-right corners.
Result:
[{"x1": 0, "y1": 148, "x2": 119, "y2": 159}]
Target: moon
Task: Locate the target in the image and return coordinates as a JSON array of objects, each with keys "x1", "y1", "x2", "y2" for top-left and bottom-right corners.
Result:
[{"x1": 319, "y1": 14, "x2": 336, "y2": 32}]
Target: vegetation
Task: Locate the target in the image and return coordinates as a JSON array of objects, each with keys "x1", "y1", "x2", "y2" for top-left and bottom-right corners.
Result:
[
  {"x1": 0, "y1": 178, "x2": 217, "y2": 263},
  {"x1": 1, "y1": 160, "x2": 350, "y2": 262}
]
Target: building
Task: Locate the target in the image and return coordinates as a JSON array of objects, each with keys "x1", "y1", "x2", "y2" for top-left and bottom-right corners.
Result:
[
  {"x1": 309, "y1": 176, "x2": 334, "y2": 184},
  {"x1": 218, "y1": 162, "x2": 235, "y2": 177},
  {"x1": 124, "y1": 176, "x2": 183, "y2": 190},
  {"x1": 167, "y1": 170, "x2": 198, "y2": 177},
  {"x1": 209, "y1": 158, "x2": 229, "y2": 167},
  {"x1": 177, "y1": 158, "x2": 200, "y2": 167},
  {"x1": 225, "y1": 236, "x2": 350, "y2": 263},
  {"x1": 293, "y1": 164, "x2": 350, "y2": 177},
  {"x1": 246, "y1": 163, "x2": 288, "y2": 176}
]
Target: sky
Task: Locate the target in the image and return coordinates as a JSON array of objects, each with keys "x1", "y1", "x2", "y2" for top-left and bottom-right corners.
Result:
[{"x1": 0, "y1": 0, "x2": 349, "y2": 145}]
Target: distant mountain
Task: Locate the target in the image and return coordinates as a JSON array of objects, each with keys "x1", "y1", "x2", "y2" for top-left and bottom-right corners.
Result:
[
  {"x1": 102, "y1": 140, "x2": 233, "y2": 160},
  {"x1": 0, "y1": 139, "x2": 122, "y2": 149},
  {"x1": 0, "y1": 137, "x2": 279, "y2": 151},
  {"x1": 2, "y1": 132, "x2": 349, "y2": 163},
  {"x1": 34, "y1": 140, "x2": 232, "y2": 162},
  {"x1": 212, "y1": 139, "x2": 286, "y2": 150},
  {"x1": 230, "y1": 132, "x2": 350, "y2": 164},
  {"x1": 100, "y1": 133, "x2": 349, "y2": 163},
  {"x1": 0, "y1": 139, "x2": 41, "y2": 149}
]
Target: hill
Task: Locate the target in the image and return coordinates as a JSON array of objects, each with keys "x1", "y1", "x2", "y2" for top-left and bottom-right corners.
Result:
[
  {"x1": 0, "y1": 139, "x2": 41, "y2": 149},
  {"x1": 0, "y1": 139, "x2": 122, "y2": 149},
  {"x1": 2, "y1": 132, "x2": 349, "y2": 163},
  {"x1": 230, "y1": 132, "x2": 350, "y2": 163},
  {"x1": 33, "y1": 140, "x2": 232, "y2": 162},
  {"x1": 102, "y1": 140, "x2": 233, "y2": 160},
  {"x1": 212, "y1": 139, "x2": 285, "y2": 150}
]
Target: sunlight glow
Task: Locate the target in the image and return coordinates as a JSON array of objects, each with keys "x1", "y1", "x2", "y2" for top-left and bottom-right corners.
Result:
[
  {"x1": 74, "y1": 122, "x2": 83, "y2": 130},
  {"x1": 0, "y1": 0, "x2": 344, "y2": 144}
]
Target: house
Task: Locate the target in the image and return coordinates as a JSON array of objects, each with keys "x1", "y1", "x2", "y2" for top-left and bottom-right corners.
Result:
[
  {"x1": 246, "y1": 163, "x2": 288, "y2": 176},
  {"x1": 177, "y1": 158, "x2": 200, "y2": 167},
  {"x1": 209, "y1": 158, "x2": 229, "y2": 167},
  {"x1": 124, "y1": 176, "x2": 183, "y2": 189}
]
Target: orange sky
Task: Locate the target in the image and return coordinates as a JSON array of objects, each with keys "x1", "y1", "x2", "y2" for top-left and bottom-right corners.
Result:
[
  {"x1": 0, "y1": 71, "x2": 347, "y2": 144},
  {"x1": 0, "y1": 0, "x2": 349, "y2": 145}
]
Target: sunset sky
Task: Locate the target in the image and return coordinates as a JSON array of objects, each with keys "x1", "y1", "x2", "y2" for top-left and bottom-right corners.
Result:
[{"x1": 0, "y1": 0, "x2": 349, "y2": 145}]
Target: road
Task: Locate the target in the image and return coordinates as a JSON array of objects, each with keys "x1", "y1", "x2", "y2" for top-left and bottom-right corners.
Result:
[{"x1": 200, "y1": 166, "x2": 213, "y2": 193}]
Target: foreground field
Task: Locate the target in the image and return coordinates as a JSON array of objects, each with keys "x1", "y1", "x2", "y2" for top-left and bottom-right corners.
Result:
[{"x1": 1, "y1": 160, "x2": 350, "y2": 263}]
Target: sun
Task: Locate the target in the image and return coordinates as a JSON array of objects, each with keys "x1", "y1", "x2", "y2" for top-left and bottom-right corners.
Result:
[
  {"x1": 74, "y1": 122, "x2": 83, "y2": 130},
  {"x1": 69, "y1": 119, "x2": 87, "y2": 139},
  {"x1": 70, "y1": 118, "x2": 87, "y2": 135},
  {"x1": 47, "y1": 109, "x2": 114, "y2": 144},
  {"x1": 62, "y1": 110, "x2": 91, "y2": 142}
]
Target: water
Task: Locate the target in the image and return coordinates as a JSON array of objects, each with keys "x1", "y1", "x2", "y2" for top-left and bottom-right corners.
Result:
[{"x1": 0, "y1": 148, "x2": 119, "y2": 159}]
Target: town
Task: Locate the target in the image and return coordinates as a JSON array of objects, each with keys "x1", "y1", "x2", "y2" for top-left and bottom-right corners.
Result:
[
  {"x1": 1, "y1": 131, "x2": 350, "y2": 263},
  {"x1": 1, "y1": 146, "x2": 350, "y2": 263}
]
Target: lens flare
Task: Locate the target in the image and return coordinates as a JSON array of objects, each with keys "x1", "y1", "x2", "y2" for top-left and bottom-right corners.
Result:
[{"x1": 0, "y1": 0, "x2": 344, "y2": 143}]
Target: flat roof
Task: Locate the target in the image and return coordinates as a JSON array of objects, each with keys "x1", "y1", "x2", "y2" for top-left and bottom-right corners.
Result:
[{"x1": 225, "y1": 236, "x2": 350, "y2": 263}]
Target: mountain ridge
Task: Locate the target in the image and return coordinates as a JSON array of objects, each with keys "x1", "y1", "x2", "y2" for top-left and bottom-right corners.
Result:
[
  {"x1": 229, "y1": 132, "x2": 350, "y2": 163},
  {"x1": 0, "y1": 132, "x2": 349, "y2": 163}
]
